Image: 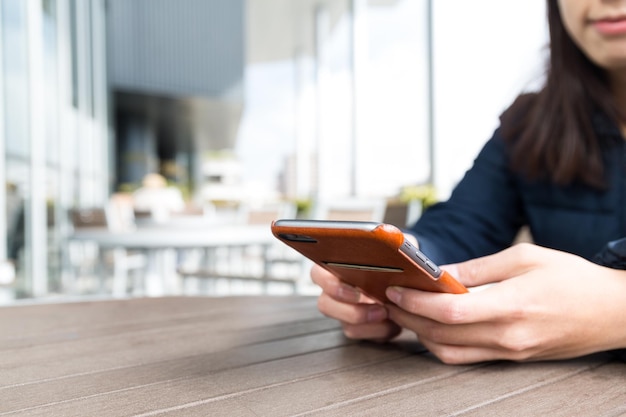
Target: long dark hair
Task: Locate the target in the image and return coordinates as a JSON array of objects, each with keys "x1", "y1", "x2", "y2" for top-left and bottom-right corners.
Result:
[{"x1": 500, "y1": 0, "x2": 620, "y2": 188}]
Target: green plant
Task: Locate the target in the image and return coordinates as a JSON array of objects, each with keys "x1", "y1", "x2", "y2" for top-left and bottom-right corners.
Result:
[
  {"x1": 398, "y1": 184, "x2": 438, "y2": 209},
  {"x1": 294, "y1": 198, "x2": 313, "y2": 218}
]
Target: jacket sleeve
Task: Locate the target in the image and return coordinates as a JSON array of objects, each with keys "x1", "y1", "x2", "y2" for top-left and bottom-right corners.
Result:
[
  {"x1": 592, "y1": 237, "x2": 626, "y2": 269},
  {"x1": 592, "y1": 237, "x2": 626, "y2": 362},
  {"x1": 407, "y1": 128, "x2": 524, "y2": 265}
]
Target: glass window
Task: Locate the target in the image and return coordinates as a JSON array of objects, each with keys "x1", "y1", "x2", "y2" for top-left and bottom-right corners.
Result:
[
  {"x1": 2, "y1": 0, "x2": 29, "y2": 158},
  {"x1": 2, "y1": 0, "x2": 29, "y2": 290},
  {"x1": 1, "y1": 0, "x2": 111, "y2": 300},
  {"x1": 69, "y1": 0, "x2": 78, "y2": 108},
  {"x1": 44, "y1": 0, "x2": 59, "y2": 166},
  {"x1": 236, "y1": 0, "x2": 428, "y2": 201}
]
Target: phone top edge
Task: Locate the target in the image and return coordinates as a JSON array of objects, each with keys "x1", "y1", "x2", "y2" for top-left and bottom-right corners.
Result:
[{"x1": 273, "y1": 219, "x2": 382, "y2": 231}]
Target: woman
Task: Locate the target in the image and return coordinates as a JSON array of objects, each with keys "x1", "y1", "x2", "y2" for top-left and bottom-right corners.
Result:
[{"x1": 311, "y1": 0, "x2": 626, "y2": 364}]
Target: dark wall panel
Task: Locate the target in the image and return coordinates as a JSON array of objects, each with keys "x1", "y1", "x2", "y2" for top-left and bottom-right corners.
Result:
[{"x1": 107, "y1": 0, "x2": 245, "y2": 100}]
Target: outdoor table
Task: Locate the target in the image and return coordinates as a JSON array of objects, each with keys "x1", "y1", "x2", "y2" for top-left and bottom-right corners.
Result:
[
  {"x1": 2, "y1": 296, "x2": 625, "y2": 416},
  {"x1": 68, "y1": 224, "x2": 277, "y2": 296}
]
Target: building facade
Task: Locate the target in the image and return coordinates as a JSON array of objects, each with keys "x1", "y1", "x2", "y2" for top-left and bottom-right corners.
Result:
[
  {"x1": 0, "y1": 0, "x2": 545, "y2": 302},
  {"x1": 0, "y1": 0, "x2": 110, "y2": 298}
]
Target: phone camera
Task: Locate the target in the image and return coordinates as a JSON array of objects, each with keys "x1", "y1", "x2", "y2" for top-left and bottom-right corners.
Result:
[{"x1": 278, "y1": 233, "x2": 317, "y2": 243}]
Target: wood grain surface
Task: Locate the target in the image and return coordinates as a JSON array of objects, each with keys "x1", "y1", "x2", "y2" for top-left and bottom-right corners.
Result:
[{"x1": 1, "y1": 296, "x2": 624, "y2": 416}]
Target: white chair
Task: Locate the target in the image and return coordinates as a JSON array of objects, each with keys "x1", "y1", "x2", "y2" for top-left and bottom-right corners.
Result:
[
  {"x1": 178, "y1": 201, "x2": 300, "y2": 296},
  {"x1": 237, "y1": 200, "x2": 297, "y2": 224},
  {"x1": 67, "y1": 207, "x2": 146, "y2": 296},
  {"x1": 311, "y1": 197, "x2": 387, "y2": 222},
  {"x1": 382, "y1": 199, "x2": 422, "y2": 228}
]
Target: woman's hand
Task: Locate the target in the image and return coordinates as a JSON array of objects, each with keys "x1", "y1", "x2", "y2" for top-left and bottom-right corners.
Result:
[
  {"x1": 385, "y1": 243, "x2": 626, "y2": 364},
  {"x1": 311, "y1": 264, "x2": 402, "y2": 342}
]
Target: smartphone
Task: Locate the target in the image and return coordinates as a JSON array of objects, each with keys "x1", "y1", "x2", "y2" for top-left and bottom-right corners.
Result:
[{"x1": 271, "y1": 219, "x2": 467, "y2": 303}]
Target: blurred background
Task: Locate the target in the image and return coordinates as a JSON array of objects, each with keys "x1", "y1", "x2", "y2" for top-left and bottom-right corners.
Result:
[{"x1": 0, "y1": 0, "x2": 547, "y2": 303}]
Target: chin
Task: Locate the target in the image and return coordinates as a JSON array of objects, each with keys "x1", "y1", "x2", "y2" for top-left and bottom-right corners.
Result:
[
  {"x1": 602, "y1": 59, "x2": 626, "y2": 73},
  {"x1": 595, "y1": 45, "x2": 626, "y2": 68},
  {"x1": 592, "y1": 52, "x2": 626, "y2": 71}
]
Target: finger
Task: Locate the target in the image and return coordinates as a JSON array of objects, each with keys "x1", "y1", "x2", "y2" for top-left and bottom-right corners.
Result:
[
  {"x1": 311, "y1": 265, "x2": 361, "y2": 303},
  {"x1": 386, "y1": 283, "x2": 518, "y2": 325},
  {"x1": 442, "y1": 243, "x2": 547, "y2": 287},
  {"x1": 310, "y1": 263, "x2": 338, "y2": 289},
  {"x1": 387, "y1": 304, "x2": 520, "y2": 350},
  {"x1": 418, "y1": 338, "x2": 514, "y2": 365},
  {"x1": 318, "y1": 292, "x2": 389, "y2": 325},
  {"x1": 311, "y1": 264, "x2": 379, "y2": 304},
  {"x1": 342, "y1": 320, "x2": 402, "y2": 342}
]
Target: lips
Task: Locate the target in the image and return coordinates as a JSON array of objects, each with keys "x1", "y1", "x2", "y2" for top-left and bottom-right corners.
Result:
[{"x1": 593, "y1": 17, "x2": 626, "y2": 35}]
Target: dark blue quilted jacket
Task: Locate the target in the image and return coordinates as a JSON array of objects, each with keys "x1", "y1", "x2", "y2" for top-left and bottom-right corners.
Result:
[{"x1": 409, "y1": 114, "x2": 626, "y2": 266}]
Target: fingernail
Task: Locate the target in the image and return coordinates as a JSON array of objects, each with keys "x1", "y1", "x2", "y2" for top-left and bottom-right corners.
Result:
[
  {"x1": 367, "y1": 306, "x2": 387, "y2": 322},
  {"x1": 337, "y1": 284, "x2": 360, "y2": 302},
  {"x1": 386, "y1": 286, "x2": 402, "y2": 304}
]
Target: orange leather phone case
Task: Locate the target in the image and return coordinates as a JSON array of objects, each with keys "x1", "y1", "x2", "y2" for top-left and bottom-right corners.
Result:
[{"x1": 271, "y1": 220, "x2": 467, "y2": 303}]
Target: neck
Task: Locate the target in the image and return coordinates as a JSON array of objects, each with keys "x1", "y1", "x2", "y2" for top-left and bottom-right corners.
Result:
[{"x1": 611, "y1": 72, "x2": 626, "y2": 107}]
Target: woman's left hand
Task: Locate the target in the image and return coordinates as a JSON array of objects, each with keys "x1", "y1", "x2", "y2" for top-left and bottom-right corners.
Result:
[{"x1": 385, "y1": 243, "x2": 626, "y2": 364}]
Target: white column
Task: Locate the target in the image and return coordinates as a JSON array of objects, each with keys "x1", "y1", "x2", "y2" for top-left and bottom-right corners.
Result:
[
  {"x1": 0, "y1": 2, "x2": 18, "y2": 294},
  {"x1": 56, "y1": 0, "x2": 76, "y2": 289},
  {"x1": 313, "y1": 6, "x2": 330, "y2": 202},
  {"x1": 91, "y1": 0, "x2": 109, "y2": 202},
  {"x1": 56, "y1": 0, "x2": 72, "y2": 212},
  {"x1": 350, "y1": 0, "x2": 368, "y2": 197},
  {"x1": 0, "y1": 0, "x2": 7, "y2": 260},
  {"x1": 27, "y1": 0, "x2": 48, "y2": 296},
  {"x1": 293, "y1": 49, "x2": 311, "y2": 200},
  {"x1": 426, "y1": 0, "x2": 435, "y2": 186},
  {"x1": 74, "y1": 0, "x2": 93, "y2": 206}
]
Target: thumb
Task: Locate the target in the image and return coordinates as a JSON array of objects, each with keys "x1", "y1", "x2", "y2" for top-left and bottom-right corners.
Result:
[{"x1": 442, "y1": 243, "x2": 540, "y2": 287}]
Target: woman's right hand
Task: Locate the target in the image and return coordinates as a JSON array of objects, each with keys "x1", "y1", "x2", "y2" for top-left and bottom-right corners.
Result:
[{"x1": 311, "y1": 264, "x2": 402, "y2": 342}]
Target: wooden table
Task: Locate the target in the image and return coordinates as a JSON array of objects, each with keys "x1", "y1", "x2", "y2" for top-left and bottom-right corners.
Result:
[
  {"x1": 2, "y1": 296, "x2": 625, "y2": 416},
  {"x1": 69, "y1": 224, "x2": 275, "y2": 250},
  {"x1": 68, "y1": 225, "x2": 278, "y2": 296}
]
